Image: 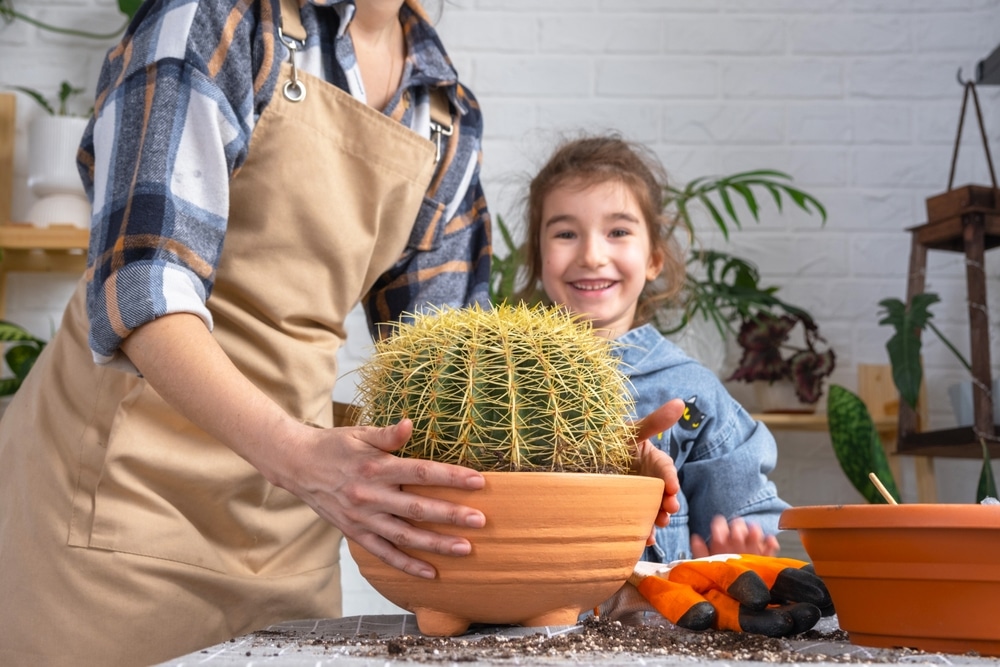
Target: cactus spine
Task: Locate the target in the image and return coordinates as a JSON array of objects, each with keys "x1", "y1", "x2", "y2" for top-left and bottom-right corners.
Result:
[{"x1": 357, "y1": 303, "x2": 636, "y2": 474}]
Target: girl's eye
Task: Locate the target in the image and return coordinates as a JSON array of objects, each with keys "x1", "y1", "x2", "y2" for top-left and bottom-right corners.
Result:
[
  {"x1": 553, "y1": 230, "x2": 576, "y2": 240},
  {"x1": 609, "y1": 228, "x2": 631, "y2": 238}
]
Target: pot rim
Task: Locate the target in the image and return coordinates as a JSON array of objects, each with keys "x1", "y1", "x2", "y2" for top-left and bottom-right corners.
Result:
[{"x1": 779, "y1": 503, "x2": 1000, "y2": 530}]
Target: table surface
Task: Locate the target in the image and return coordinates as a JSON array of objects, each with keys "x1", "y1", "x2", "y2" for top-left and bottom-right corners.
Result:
[{"x1": 157, "y1": 614, "x2": 999, "y2": 667}]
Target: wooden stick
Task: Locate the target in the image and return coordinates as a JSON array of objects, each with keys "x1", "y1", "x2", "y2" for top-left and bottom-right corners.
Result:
[{"x1": 868, "y1": 472, "x2": 899, "y2": 505}]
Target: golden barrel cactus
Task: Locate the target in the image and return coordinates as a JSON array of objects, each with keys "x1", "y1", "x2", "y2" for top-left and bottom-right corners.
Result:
[{"x1": 356, "y1": 303, "x2": 636, "y2": 473}]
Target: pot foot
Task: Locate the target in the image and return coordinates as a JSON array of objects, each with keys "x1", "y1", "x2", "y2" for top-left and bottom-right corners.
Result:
[
  {"x1": 522, "y1": 606, "x2": 581, "y2": 628},
  {"x1": 413, "y1": 608, "x2": 471, "y2": 637}
]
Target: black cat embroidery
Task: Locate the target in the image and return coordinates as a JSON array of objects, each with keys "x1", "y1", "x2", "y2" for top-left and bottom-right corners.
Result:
[{"x1": 679, "y1": 395, "x2": 706, "y2": 431}]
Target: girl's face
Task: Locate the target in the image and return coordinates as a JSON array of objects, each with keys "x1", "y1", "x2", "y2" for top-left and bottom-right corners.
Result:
[{"x1": 539, "y1": 178, "x2": 663, "y2": 340}]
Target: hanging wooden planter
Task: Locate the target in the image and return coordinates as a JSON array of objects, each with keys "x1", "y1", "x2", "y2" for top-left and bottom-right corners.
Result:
[{"x1": 897, "y1": 81, "x2": 1000, "y2": 459}]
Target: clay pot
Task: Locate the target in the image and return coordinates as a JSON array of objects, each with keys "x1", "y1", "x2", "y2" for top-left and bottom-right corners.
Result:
[
  {"x1": 347, "y1": 472, "x2": 663, "y2": 636},
  {"x1": 780, "y1": 504, "x2": 1000, "y2": 656}
]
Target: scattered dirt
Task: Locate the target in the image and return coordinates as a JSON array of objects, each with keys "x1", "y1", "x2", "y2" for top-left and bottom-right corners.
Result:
[{"x1": 247, "y1": 617, "x2": 937, "y2": 663}]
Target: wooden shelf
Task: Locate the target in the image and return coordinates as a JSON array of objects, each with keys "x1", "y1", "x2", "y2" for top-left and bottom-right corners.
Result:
[
  {"x1": 0, "y1": 222, "x2": 90, "y2": 316},
  {"x1": 897, "y1": 426, "x2": 1000, "y2": 459},
  {"x1": 0, "y1": 222, "x2": 89, "y2": 251},
  {"x1": 752, "y1": 412, "x2": 897, "y2": 437}
]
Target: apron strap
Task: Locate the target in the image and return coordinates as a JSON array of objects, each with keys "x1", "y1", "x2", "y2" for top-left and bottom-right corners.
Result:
[{"x1": 278, "y1": 0, "x2": 306, "y2": 43}]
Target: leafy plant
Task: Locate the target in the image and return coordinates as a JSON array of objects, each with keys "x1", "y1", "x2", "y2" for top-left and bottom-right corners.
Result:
[
  {"x1": 0, "y1": 0, "x2": 140, "y2": 39},
  {"x1": 876, "y1": 292, "x2": 997, "y2": 503},
  {"x1": 827, "y1": 384, "x2": 900, "y2": 504},
  {"x1": 0, "y1": 320, "x2": 46, "y2": 396},
  {"x1": 665, "y1": 169, "x2": 826, "y2": 242},
  {"x1": 8, "y1": 81, "x2": 86, "y2": 116},
  {"x1": 727, "y1": 310, "x2": 836, "y2": 404},
  {"x1": 356, "y1": 303, "x2": 636, "y2": 473},
  {"x1": 878, "y1": 292, "x2": 971, "y2": 410}
]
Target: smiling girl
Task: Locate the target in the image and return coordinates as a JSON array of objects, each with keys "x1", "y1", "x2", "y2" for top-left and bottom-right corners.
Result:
[{"x1": 517, "y1": 135, "x2": 790, "y2": 562}]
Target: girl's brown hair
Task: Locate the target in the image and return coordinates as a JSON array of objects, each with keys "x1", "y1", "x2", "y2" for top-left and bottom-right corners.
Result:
[{"x1": 516, "y1": 135, "x2": 686, "y2": 328}]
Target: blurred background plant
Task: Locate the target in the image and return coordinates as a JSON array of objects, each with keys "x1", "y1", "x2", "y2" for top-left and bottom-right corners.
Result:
[
  {"x1": 0, "y1": 0, "x2": 140, "y2": 39},
  {"x1": 0, "y1": 320, "x2": 46, "y2": 397}
]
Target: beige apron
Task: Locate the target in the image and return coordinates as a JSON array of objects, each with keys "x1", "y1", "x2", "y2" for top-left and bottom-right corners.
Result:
[{"x1": 0, "y1": 1, "x2": 443, "y2": 664}]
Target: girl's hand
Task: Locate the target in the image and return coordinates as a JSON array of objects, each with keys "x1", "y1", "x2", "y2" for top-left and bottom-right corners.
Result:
[
  {"x1": 630, "y1": 399, "x2": 685, "y2": 543},
  {"x1": 690, "y1": 515, "x2": 781, "y2": 558}
]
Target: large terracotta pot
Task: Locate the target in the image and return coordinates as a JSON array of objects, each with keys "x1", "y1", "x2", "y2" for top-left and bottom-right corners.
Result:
[
  {"x1": 347, "y1": 472, "x2": 663, "y2": 636},
  {"x1": 780, "y1": 504, "x2": 1000, "y2": 656}
]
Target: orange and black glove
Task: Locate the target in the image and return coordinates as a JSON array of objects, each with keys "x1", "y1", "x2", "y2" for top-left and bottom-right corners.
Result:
[{"x1": 604, "y1": 554, "x2": 833, "y2": 637}]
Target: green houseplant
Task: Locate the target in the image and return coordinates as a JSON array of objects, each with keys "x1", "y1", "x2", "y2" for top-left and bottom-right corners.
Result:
[
  {"x1": 0, "y1": 319, "x2": 45, "y2": 397},
  {"x1": 0, "y1": 0, "x2": 140, "y2": 40},
  {"x1": 349, "y1": 303, "x2": 665, "y2": 636},
  {"x1": 826, "y1": 292, "x2": 997, "y2": 504}
]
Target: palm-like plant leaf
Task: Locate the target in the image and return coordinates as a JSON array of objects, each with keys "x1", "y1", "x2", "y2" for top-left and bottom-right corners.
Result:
[{"x1": 665, "y1": 170, "x2": 827, "y2": 240}]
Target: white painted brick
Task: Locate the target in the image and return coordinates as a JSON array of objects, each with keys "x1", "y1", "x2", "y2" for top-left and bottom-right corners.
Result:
[
  {"x1": 663, "y1": 18, "x2": 784, "y2": 55},
  {"x1": 540, "y1": 16, "x2": 661, "y2": 54},
  {"x1": 911, "y1": 15, "x2": 996, "y2": 53},
  {"x1": 723, "y1": 147, "x2": 849, "y2": 187},
  {"x1": 853, "y1": 104, "x2": 913, "y2": 144},
  {"x1": 719, "y1": 0, "x2": 849, "y2": 12},
  {"x1": 722, "y1": 60, "x2": 844, "y2": 99},
  {"x1": 849, "y1": 59, "x2": 972, "y2": 99},
  {"x1": 602, "y1": 0, "x2": 720, "y2": 10},
  {"x1": 536, "y1": 101, "x2": 661, "y2": 142},
  {"x1": 472, "y1": 57, "x2": 591, "y2": 96},
  {"x1": 790, "y1": 17, "x2": 909, "y2": 55},
  {"x1": 475, "y1": 0, "x2": 597, "y2": 11},
  {"x1": 787, "y1": 105, "x2": 851, "y2": 144},
  {"x1": 435, "y1": 13, "x2": 536, "y2": 52},
  {"x1": 478, "y1": 98, "x2": 539, "y2": 139},
  {"x1": 855, "y1": 0, "x2": 980, "y2": 11},
  {"x1": 596, "y1": 59, "x2": 717, "y2": 98},
  {"x1": 663, "y1": 104, "x2": 785, "y2": 144},
  {"x1": 819, "y1": 190, "x2": 915, "y2": 232},
  {"x1": 852, "y1": 147, "x2": 955, "y2": 189}
]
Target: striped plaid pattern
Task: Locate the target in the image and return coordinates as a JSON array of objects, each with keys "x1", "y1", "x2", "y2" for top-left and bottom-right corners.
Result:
[{"x1": 80, "y1": 0, "x2": 491, "y2": 363}]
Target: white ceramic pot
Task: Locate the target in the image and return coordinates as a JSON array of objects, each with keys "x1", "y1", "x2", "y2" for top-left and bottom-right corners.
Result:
[
  {"x1": 26, "y1": 115, "x2": 91, "y2": 228},
  {"x1": 752, "y1": 379, "x2": 818, "y2": 414}
]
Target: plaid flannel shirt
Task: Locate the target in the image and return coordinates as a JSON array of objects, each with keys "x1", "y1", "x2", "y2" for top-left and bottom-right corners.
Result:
[{"x1": 79, "y1": 0, "x2": 491, "y2": 365}]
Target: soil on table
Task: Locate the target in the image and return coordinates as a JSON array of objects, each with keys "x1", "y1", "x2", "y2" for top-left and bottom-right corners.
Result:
[{"x1": 246, "y1": 617, "x2": 949, "y2": 664}]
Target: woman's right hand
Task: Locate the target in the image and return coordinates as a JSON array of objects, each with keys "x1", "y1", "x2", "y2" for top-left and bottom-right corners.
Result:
[
  {"x1": 121, "y1": 312, "x2": 485, "y2": 579},
  {"x1": 272, "y1": 418, "x2": 486, "y2": 580}
]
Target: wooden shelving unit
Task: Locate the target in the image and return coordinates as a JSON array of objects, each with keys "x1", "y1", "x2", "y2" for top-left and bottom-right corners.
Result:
[{"x1": 0, "y1": 93, "x2": 91, "y2": 316}]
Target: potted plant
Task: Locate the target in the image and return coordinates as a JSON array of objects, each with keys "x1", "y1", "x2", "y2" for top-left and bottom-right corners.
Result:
[
  {"x1": 0, "y1": 319, "x2": 45, "y2": 417},
  {"x1": 824, "y1": 291, "x2": 998, "y2": 505},
  {"x1": 726, "y1": 307, "x2": 837, "y2": 411},
  {"x1": 6, "y1": 81, "x2": 93, "y2": 228},
  {"x1": 350, "y1": 303, "x2": 665, "y2": 636}
]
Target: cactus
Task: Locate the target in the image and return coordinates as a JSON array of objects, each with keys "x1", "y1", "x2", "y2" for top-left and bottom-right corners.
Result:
[{"x1": 356, "y1": 303, "x2": 637, "y2": 474}]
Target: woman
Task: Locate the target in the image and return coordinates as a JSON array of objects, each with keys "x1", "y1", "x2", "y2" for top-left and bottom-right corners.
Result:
[{"x1": 0, "y1": 1, "x2": 491, "y2": 664}]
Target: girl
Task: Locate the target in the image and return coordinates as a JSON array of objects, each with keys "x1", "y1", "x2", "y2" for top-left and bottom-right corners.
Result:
[{"x1": 518, "y1": 135, "x2": 789, "y2": 562}]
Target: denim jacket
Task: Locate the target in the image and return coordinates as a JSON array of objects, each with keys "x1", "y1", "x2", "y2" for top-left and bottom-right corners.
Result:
[{"x1": 616, "y1": 324, "x2": 790, "y2": 562}]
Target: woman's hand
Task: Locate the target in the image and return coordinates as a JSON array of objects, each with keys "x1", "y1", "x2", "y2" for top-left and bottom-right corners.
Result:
[
  {"x1": 273, "y1": 418, "x2": 486, "y2": 580},
  {"x1": 690, "y1": 515, "x2": 781, "y2": 558},
  {"x1": 630, "y1": 399, "x2": 685, "y2": 543},
  {"x1": 121, "y1": 313, "x2": 485, "y2": 579}
]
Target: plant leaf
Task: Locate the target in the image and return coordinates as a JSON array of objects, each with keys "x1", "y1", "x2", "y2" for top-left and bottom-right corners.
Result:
[
  {"x1": 827, "y1": 384, "x2": 900, "y2": 504},
  {"x1": 978, "y1": 438, "x2": 998, "y2": 503},
  {"x1": 878, "y1": 294, "x2": 941, "y2": 409}
]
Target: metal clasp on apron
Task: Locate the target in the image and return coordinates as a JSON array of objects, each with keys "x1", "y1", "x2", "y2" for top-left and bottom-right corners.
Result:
[
  {"x1": 429, "y1": 119, "x2": 452, "y2": 164},
  {"x1": 278, "y1": 24, "x2": 306, "y2": 103}
]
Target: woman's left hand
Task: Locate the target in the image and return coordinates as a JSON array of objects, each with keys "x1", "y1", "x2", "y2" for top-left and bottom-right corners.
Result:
[{"x1": 630, "y1": 399, "x2": 685, "y2": 543}]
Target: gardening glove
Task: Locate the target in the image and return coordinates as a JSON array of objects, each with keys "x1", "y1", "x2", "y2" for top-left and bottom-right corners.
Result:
[{"x1": 600, "y1": 554, "x2": 833, "y2": 637}]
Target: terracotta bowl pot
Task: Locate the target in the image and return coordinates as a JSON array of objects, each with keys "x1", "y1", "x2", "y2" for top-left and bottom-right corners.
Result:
[
  {"x1": 780, "y1": 504, "x2": 1000, "y2": 656},
  {"x1": 347, "y1": 471, "x2": 663, "y2": 637}
]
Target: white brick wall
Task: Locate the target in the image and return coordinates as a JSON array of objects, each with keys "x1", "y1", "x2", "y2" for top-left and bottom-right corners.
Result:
[{"x1": 2, "y1": 0, "x2": 1000, "y2": 611}]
